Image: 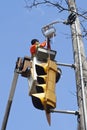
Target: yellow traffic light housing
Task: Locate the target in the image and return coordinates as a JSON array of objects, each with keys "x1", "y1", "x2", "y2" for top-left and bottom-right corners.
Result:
[
  {"x1": 30, "y1": 59, "x2": 61, "y2": 125},
  {"x1": 45, "y1": 60, "x2": 57, "y2": 109},
  {"x1": 31, "y1": 59, "x2": 58, "y2": 110}
]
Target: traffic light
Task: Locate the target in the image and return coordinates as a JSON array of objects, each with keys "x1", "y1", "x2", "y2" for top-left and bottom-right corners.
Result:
[
  {"x1": 31, "y1": 59, "x2": 59, "y2": 111},
  {"x1": 31, "y1": 62, "x2": 48, "y2": 110}
]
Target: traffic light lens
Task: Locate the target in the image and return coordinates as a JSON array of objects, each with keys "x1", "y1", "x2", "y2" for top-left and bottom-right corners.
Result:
[
  {"x1": 56, "y1": 68, "x2": 62, "y2": 83},
  {"x1": 32, "y1": 96, "x2": 44, "y2": 110},
  {"x1": 36, "y1": 65, "x2": 47, "y2": 75},
  {"x1": 31, "y1": 94, "x2": 45, "y2": 110},
  {"x1": 37, "y1": 76, "x2": 46, "y2": 84},
  {"x1": 36, "y1": 85, "x2": 44, "y2": 93}
]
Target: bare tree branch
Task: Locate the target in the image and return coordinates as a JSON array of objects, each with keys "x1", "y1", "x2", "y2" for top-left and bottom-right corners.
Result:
[
  {"x1": 24, "y1": 0, "x2": 68, "y2": 12},
  {"x1": 24, "y1": 0, "x2": 87, "y2": 39}
]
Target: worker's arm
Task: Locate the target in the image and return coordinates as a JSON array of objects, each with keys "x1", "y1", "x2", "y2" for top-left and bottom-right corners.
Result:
[{"x1": 39, "y1": 41, "x2": 46, "y2": 47}]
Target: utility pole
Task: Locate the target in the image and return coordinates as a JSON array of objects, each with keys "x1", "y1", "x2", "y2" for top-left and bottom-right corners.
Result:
[{"x1": 68, "y1": 0, "x2": 87, "y2": 130}]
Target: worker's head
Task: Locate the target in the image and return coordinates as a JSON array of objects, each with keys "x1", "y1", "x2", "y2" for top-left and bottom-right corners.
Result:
[{"x1": 31, "y1": 39, "x2": 39, "y2": 45}]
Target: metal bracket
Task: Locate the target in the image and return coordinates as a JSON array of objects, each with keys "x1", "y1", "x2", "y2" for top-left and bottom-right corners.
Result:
[
  {"x1": 50, "y1": 109, "x2": 79, "y2": 116},
  {"x1": 56, "y1": 62, "x2": 76, "y2": 69}
]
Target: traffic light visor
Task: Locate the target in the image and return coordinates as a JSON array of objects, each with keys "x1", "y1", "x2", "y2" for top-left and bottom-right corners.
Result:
[
  {"x1": 35, "y1": 63, "x2": 48, "y2": 75},
  {"x1": 31, "y1": 93, "x2": 45, "y2": 110},
  {"x1": 36, "y1": 84, "x2": 46, "y2": 93}
]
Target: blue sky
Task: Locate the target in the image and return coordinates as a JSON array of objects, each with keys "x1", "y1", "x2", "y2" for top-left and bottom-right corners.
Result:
[{"x1": 0, "y1": 0, "x2": 87, "y2": 130}]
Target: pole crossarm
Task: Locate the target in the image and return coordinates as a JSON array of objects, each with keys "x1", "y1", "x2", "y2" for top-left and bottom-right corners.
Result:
[
  {"x1": 56, "y1": 62, "x2": 76, "y2": 69},
  {"x1": 50, "y1": 109, "x2": 79, "y2": 116}
]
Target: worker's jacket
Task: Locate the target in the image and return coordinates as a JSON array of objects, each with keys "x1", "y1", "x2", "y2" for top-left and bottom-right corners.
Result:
[{"x1": 30, "y1": 41, "x2": 46, "y2": 56}]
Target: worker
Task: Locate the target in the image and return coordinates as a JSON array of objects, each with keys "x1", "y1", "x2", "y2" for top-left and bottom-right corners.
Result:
[
  {"x1": 30, "y1": 39, "x2": 46, "y2": 81},
  {"x1": 30, "y1": 39, "x2": 46, "y2": 56}
]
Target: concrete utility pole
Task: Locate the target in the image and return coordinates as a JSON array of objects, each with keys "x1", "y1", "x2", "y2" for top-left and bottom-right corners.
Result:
[{"x1": 68, "y1": 0, "x2": 87, "y2": 130}]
